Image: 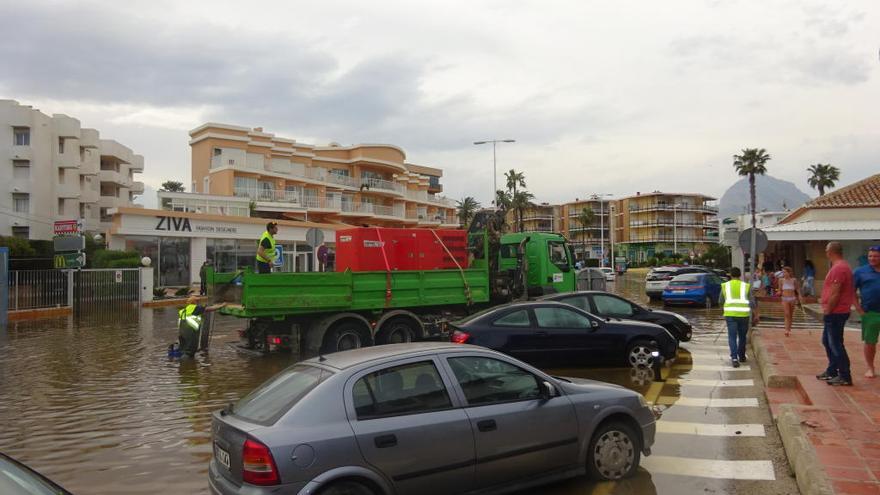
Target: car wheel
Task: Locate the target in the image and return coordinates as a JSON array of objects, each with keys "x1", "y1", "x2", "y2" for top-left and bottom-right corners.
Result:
[
  {"x1": 626, "y1": 340, "x2": 658, "y2": 368},
  {"x1": 322, "y1": 322, "x2": 367, "y2": 354},
  {"x1": 319, "y1": 480, "x2": 375, "y2": 495},
  {"x1": 587, "y1": 420, "x2": 641, "y2": 480},
  {"x1": 378, "y1": 317, "x2": 418, "y2": 345}
]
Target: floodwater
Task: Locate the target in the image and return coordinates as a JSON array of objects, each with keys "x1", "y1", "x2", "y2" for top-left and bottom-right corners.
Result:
[{"x1": 0, "y1": 273, "x2": 798, "y2": 494}]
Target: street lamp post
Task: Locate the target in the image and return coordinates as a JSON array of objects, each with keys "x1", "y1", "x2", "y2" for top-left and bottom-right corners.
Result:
[
  {"x1": 591, "y1": 194, "x2": 614, "y2": 267},
  {"x1": 473, "y1": 139, "x2": 516, "y2": 207}
]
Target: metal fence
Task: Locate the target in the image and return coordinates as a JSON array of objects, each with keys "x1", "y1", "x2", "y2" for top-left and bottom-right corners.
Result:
[
  {"x1": 7, "y1": 269, "x2": 142, "y2": 312},
  {"x1": 7, "y1": 270, "x2": 70, "y2": 311}
]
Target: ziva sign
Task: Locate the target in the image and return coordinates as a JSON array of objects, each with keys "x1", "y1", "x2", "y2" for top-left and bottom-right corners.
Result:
[{"x1": 155, "y1": 216, "x2": 192, "y2": 232}]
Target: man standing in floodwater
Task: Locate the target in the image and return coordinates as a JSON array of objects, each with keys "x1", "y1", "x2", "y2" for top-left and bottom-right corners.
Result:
[{"x1": 178, "y1": 296, "x2": 227, "y2": 357}]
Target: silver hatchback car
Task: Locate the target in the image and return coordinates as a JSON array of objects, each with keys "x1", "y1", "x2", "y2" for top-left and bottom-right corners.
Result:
[{"x1": 209, "y1": 343, "x2": 656, "y2": 495}]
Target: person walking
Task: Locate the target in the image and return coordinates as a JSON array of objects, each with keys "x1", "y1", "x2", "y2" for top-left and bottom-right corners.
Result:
[
  {"x1": 199, "y1": 260, "x2": 211, "y2": 296},
  {"x1": 802, "y1": 260, "x2": 816, "y2": 297},
  {"x1": 817, "y1": 241, "x2": 856, "y2": 386},
  {"x1": 854, "y1": 246, "x2": 880, "y2": 379},
  {"x1": 721, "y1": 267, "x2": 751, "y2": 368},
  {"x1": 256, "y1": 221, "x2": 279, "y2": 274},
  {"x1": 779, "y1": 266, "x2": 800, "y2": 337},
  {"x1": 177, "y1": 296, "x2": 226, "y2": 358}
]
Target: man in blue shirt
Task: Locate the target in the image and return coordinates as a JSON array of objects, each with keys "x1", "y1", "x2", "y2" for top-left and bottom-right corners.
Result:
[{"x1": 854, "y1": 246, "x2": 880, "y2": 379}]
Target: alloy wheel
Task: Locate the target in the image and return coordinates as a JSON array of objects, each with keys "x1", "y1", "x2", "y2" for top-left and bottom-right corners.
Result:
[{"x1": 592, "y1": 429, "x2": 636, "y2": 480}]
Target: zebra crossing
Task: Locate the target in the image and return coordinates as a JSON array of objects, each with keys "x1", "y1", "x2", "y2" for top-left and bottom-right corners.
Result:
[{"x1": 630, "y1": 328, "x2": 789, "y2": 491}]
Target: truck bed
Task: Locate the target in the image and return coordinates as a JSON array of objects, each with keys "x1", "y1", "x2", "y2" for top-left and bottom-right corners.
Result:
[{"x1": 212, "y1": 268, "x2": 490, "y2": 318}]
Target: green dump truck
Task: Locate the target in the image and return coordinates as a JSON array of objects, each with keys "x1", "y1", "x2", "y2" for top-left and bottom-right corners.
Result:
[{"x1": 209, "y1": 211, "x2": 576, "y2": 355}]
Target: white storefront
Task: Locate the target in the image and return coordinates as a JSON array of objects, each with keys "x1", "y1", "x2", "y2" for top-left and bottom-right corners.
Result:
[{"x1": 108, "y1": 207, "x2": 341, "y2": 287}]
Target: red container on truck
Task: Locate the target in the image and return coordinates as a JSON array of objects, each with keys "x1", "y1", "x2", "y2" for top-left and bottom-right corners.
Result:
[{"x1": 335, "y1": 227, "x2": 468, "y2": 272}]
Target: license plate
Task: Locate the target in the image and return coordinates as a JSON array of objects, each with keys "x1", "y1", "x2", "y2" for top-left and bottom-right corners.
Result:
[
  {"x1": 674, "y1": 290, "x2": 686, "y2": 294},
  {"x1": 215, "y1": 443, "x2": 231, "y2": 470}
]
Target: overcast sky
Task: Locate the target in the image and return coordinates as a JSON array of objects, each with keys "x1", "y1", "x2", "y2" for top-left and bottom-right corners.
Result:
[{"x1": 2, "y1": 0, "x2": 877, "y2": 209}]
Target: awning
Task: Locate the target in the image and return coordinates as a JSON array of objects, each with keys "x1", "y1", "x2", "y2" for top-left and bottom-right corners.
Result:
[{"x1": 764, "y1": 220, "x2": 880, "y2": 241}]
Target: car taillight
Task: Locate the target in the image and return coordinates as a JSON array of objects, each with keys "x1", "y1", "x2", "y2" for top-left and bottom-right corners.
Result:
[
  {"x1": 242, "y1": 438, "x2": 280, "y2": 486},
  {"x1": 451, "y1": 330, "x2": 471, "y2": 344}
]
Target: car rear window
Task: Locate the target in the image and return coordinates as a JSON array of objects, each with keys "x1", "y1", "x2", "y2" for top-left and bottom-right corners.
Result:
[
  {"x1": 669, "y1": 275, "x2": 701, "y2": 286},
  {"x1": 233, "y1": 365, "x2": 330, "y2": 424}
]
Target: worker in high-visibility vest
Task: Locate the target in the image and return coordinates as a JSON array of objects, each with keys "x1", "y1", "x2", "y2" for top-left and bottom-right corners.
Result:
[
  {"x1": 721, "y1": 267, "x2": 752, "y2": 368},
  {"x1": 177, "y1": 295, "x2": 226, "y2": 357},
  {"x1": 256, "y1": 221, "x2": 279, "y2": 274}
]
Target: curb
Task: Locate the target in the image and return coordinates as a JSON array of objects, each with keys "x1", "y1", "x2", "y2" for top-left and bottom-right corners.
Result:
[
  {"x1": 776, "y1": 404, "x2": 835, "y2": 495},
  {"x1": 751, "y1": 330, "x2": 798, "y2": 388}
]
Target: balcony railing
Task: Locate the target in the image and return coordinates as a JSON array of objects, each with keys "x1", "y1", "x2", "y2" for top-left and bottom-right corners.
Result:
[
  {"x1": 628, "y1": 204, "x2": 719, "y2": 214},
  {"x1": 623, "y1": 236, "x2": 720, "y2": 243},
  {"x1": 629, "y1": 220, "x2": 719, "y2": 228}
]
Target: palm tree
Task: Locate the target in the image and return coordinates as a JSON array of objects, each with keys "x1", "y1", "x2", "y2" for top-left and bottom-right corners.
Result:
[
  {"x1": 455, "y1": 197, "x2": 480, "y2": 228},
  {"x1": 505, "y1": 169, "x2": 526, "y2": 197},
  {"x1": 807, "y1": 163, "x2": 840, "y2": 196},
  {"x1": 511, "y1": 190, "x2": 535, "y2": 232},
  {"x1": 576, "y1": 207, "x2": 595, "y2": 262},
  {"x1": 495, "y1": 190, "x2": 512, "y2": 211},
  {"x1": 732, "y1": 148, "x2": 771, "y2": 274}
]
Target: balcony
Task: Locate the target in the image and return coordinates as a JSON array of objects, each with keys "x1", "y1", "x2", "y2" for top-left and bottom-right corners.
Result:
[
  {"x1": 628, "y1": 203, "x2": 719, "y2": 214},
  {"x1": 53, "y1": 115, "x2": 81, "y2": 138},
  {"x1": 360, "y1": 177, "x2": 406, "y2": 196},
  {"x1": 10, "y1": 145, "x2": 31, "y2": 161},
  {"x1": 56, "y1": 183, "x2": 80, "y2": 199},
  {"x1": 99, "y1": 169, "x2": 130, "y2": 187},
  {"x1": 131, "y1": 181, "x2": 144, "y2": 194},
  {"x1": 622, "y1": 235, "x2": 720, "y2": 243},
  {"x1": 100, "y1": 140, "x2": 134, "y2": 164},
  {"x1": 80, "y1": 128, "x2": 99, "y2": 149},
  {"x1": 57, "y1": 150, "x2": 80, "y2": 168},
  {"x1": 98, "y1": 195, "x2": 125, "y2": 209},
  {"x1": 130, "y1": 155, "x2": 144, "y2": 173},
  {"x1": 79, "y1": 148, "x2": 99, "y2": 175}
]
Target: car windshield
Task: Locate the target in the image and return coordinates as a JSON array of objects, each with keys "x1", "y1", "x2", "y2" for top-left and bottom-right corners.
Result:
[
  {"x1": 0, "y1": 455, "x2": 68, "y2": 495},
  {"x1": 234, "y1": 365, "x2": 330, "y2": 424},
  {"x1": 669, "y1": 275, "x2": 701, "y2": 286}
]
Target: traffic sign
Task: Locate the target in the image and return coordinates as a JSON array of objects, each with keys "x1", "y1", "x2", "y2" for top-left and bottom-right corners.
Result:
[
  {"x1": 738, "y1": 228, "x2": 768, "y2": 254},
  {"x1": 306, "y1": 228, "x2": 324, "y2": 248},
  {"x1": 53, "y1": 220, "x2": 81, "y2": 236},
  {"x1": 54, "y1": 252, "x2": 85, "y2": 269},
  {"x1": 273, "y1": 245, "x2": 284, "y2": 267},
  {"x1": 54, "y1": 235, "x2": 85, "y2": 252}
]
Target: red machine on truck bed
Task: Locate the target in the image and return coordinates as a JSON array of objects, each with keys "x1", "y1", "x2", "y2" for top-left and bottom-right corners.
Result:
[{"x1": 334, "y1": 227, "x2": 468, "y2": 272}]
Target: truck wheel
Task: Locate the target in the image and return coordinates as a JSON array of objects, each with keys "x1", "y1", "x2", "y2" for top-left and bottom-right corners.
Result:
[
  {"x1": 586, "y1": 420, "x2": 641, "y2": 480},
  {"x1": 378, "y1": 318, "x2": 417, "y2": 345},
  {"x1": 322, "y1": 322, "x2": 367, "y2": 354}
]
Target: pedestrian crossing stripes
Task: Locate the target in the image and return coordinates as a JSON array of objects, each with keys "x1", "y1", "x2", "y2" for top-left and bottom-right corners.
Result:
[
  {"x1": 654, "y1": 396, "x2": 759, "y2": 407},
  {"x1": 673, "y1": 364, "x2": 750, "y2": 371},
  {"x1": 665, "y1": 378, "x2": 754, "y2": 387},
  {"x1": 656, "y1": 420, "x2": 765, "y2": 437},
  {"x1": 640, "y1": 456, "x2": 776, "y2": 480}
]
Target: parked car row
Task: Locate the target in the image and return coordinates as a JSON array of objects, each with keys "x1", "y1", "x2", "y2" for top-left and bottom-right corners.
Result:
[{"x1": 645, "y1": 265, "x2": 728, "y2": 301}]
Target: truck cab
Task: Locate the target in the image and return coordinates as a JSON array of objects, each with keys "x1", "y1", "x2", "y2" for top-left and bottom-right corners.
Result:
[{"x1": 499, "y1": 232, "x2": 576, "y2": 296}]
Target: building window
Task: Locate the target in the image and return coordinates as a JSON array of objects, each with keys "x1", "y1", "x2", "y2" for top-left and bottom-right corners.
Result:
[
  {"x1": 13, "y1": 127, "x2": 30, "y2": 146},
  {"x1": 58, "y1": 199, "x2": 65, "y2": 216},
  {"x1": 13, "y1": 161, "x2": 29, "y2": 180},
  {"x1": 12, "y1": 193, "x2": 29, "y2": 213},
  {"x1": 11, "y1": 226, "x2": 29, "y2": 239},
  {"x1": 330, "y1": 168, "x2": 350, "y2": 177},
  {"x1": 12, "y1": 159, "x2": 29, "y2": 168},
  {"x1": 428, "y1": 176, "x2": 440, "y2": 188},
  {"x1": 58, "y1": 137, "x2": 65, "y2": 154},
  {"x1": 213, "y1": 148, "x2": 222, "y2": 156},
  {"x1": 58, "y1": 169, "x2": 65, "y2": 184}
]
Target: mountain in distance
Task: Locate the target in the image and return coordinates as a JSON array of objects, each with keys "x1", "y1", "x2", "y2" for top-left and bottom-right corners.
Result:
[{"x1": 718, "y1": 175, "x2": 813, "y2": 219}]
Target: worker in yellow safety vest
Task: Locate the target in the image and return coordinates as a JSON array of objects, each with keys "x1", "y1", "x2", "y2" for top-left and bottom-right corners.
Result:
[
  {"x1": 721, "y1": 267, "x2": 752, "y2": 368},
  {"x1": 177, "y1": 295, "x2": 226, "y2": 357},
  {"x1": 256, "y1": 221, "x2": 279, "y2": 274}
]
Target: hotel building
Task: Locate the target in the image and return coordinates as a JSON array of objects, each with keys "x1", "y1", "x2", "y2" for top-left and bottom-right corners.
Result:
[
  {"x1": 0, "y1": 99, "x2": 144, "y2": 239},
  {"x1": 188, "y1": 123, "x2": 457, "y2": 228}
]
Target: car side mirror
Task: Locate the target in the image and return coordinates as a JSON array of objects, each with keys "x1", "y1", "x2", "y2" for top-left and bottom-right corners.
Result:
[
  {"x1": 540, "y1": 381, "x2": 557, "y2": 400},
  {"x1": 590, "y1": 320, "x2": 601, "y2": 331}
]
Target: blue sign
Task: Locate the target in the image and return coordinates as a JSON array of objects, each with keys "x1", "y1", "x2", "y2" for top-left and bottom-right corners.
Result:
[{"x1": 273, "y1": 245, "x2": 284, "y2": 267}]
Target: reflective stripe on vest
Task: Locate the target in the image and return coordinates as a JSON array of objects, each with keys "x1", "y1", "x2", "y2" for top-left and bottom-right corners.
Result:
[
  {"x1": 178, "y1": 304, "x2": 202, "y2": 331},
  {"x1": 256, "y1": 231, "x2": 276, "y2": 263},
  {"x1": 722, "y1": 280, "x2": 751, "y2": 317}
]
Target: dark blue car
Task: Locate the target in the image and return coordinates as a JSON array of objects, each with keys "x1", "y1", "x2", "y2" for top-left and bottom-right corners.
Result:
[{"x1": 662, "y1": 273, "x2": 723, "y2": 307}]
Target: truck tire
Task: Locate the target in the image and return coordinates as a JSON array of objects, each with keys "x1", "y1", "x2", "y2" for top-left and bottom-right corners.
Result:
[
  {"x1": 377, "y1": 317, "x2": 418, "y2": 345},
  {"x1": 322, "y1": 321, "x2": 370, "y2": 354}
]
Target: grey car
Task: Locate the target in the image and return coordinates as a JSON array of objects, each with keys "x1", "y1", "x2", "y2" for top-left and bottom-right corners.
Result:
[{"x1": 209, "y1": 343, "x2": 656, "y2": 495}]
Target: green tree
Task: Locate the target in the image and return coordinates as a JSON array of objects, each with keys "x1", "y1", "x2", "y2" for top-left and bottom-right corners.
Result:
[
  {"x1": 495, "y1": 190, "x2": 512, "y2": 211},
  {"x1": 576, "y1": 207, "x2": 595, "y2": 261},
  {"x1": 807, "y1": 163, "x2": 840, "y2": 196},
  {"x1": 160, "y1": 180, "x2": 185, "y2": 192},
  {"x1": 0, "y1": 236, "x2": 36, "y2": 257},
  {"x1": 511, "y1": 190, "x2": 535, "y2": 232},
  {"x1": 733, "y1": 148, "x2": 770, "y2": 274},
  {"x1": 455, "y1": 196, "x2": 481, "y2": 228}
]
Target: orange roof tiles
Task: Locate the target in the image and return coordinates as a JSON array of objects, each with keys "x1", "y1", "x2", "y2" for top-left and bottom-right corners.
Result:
[{"x1": 805, "y1": 173, "x2": 880, "y2": 208}]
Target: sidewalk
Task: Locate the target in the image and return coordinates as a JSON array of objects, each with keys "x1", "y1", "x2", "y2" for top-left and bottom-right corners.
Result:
[{"x1": 751, "y1": 303, "x2": 880, "y2": 495}]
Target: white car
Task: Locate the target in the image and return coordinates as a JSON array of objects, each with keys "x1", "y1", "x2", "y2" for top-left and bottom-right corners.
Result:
[{"x1": 600, "y1": 267, "x2": 616, "y2": 282}]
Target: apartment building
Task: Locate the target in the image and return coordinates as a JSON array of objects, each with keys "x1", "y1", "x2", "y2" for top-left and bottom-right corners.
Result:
[
  {"x1": 0, "y1": 99, "x2": 144, "y2": 239},
  {"x1": 614, "y1": 192, "x2": 719, "y2": 262},
  {"x1": 559, "y1": 197, "x2": 614, "y2": 260},
  {"x1": 188, "y1": 123, "x2": 457, "y2": 228}
]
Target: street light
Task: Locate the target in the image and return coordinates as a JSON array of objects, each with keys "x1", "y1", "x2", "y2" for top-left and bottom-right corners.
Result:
[
  {"x1": 591, "y1": 194, "x2": 614, "y2": 267},
  {"x1": 473, "y1": 139, "x2": 516, "y2": 207}
]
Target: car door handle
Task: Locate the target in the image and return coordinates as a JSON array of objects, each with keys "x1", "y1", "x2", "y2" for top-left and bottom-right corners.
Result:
[
  {"x1": 374, "y1": 434, "x2": 398, "y2": 448},
  {"x1": 535, "y1": 331, "x2": 549, "y2": 337},
  {"x1": 477, "y1": 420, "x2": 497, "y2": 432}
]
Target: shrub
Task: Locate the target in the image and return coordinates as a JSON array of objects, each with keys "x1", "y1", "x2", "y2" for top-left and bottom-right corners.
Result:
[
  {"x1": 93, "y1": 249, "x2": 140, "y2": 268},
  {"x1": 174, "y1": 287, "x2": 191, "y2": 297},
  {"x1": 0, "y1": 236, "x2": 36, "y2": 257},
  {"x1": 107, "y1": 258, "x2": 141, "y2": 268},
  {"x1": 153, "y1": 287, "x2": 167, "y2": 298}
]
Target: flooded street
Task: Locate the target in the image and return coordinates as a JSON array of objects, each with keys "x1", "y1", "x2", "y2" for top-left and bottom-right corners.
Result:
[{"x1": 0, "y1": 272, "x2": 798, "y2": 494}]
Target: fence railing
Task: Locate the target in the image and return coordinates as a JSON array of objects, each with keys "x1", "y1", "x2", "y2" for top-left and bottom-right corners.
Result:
[{"x1": 7, "y1": 269, "x2": 142, "y2": 312}]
